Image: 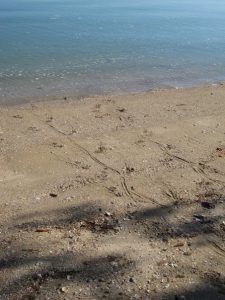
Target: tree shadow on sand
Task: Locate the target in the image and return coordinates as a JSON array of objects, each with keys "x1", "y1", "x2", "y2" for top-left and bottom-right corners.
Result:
[
  {"x1": 0, "y1": 253, "x2": 135, "y2": 299},
  {"x1": 1, "y1": 189, "x2": 225, "y2": 299},
  {"x1": 0, "y1": 203, "x2": 136, "y2": 299}
]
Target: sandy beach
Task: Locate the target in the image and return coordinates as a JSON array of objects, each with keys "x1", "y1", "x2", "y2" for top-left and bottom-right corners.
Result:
[{"x1": 1, "y1": 84, "x2": 225, "y2": 300}]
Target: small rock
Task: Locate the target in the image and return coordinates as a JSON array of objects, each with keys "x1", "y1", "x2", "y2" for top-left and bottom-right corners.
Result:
[
  {"x1": 105, "y1": 211, "x2": 112, "y2": 217},
  {"x1": 166, "y1": 144, "x2": 173, "y2": 150},
  {"x1": 175, "y1": 274, "x2": 185, "y2": 278},
  {"x1": 110, "y1": 261, "x2": 118, "y2": 268},
  {"x1": 173, "y1": 242, "x2": 184, "y2": 247},
  {"x1": 183, "y1": 251, "x2": 192, "y2": 256},
  {"x1": 193, "y1": 214, "x2": 211, "y2": 223},
  {"x1": 60, "y1": 287, "x2": 68, "y2": 293},
  {"x1": 125, "y1": 166, "x2": 135, "y2": 174},
  {"x1": 201, "y1": 201, "x2": 215, "y2": 209},
  {"x1": 49, "y1": 193, "x2": 57, "y2": 198},
  {"x1": 117, "y1": 108, "x2": 126, "y2": 112},
  {"x1": 129, "y1": 277, "x2": 135, "y2": 283},
  {"x1": 12, "y1": 114, "x2": 23, "y2": 119}
]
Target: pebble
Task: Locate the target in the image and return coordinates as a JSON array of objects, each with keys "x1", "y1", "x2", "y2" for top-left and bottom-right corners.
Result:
[
  {"x1": 174, "y1": 241, "x2": 184, "y2": 247},
  {"x1": 104, "y1": 211, "x2": 112, "y2": 217},
  {"x1": 176, "y1": 274, "x2": 185, "y2": 278},
  {"x1": 129, "y1": 277, "x2": 135, "y2": 283},
  {"x1": 60, "y1": 286, "x2": 68, "y2": 293},
  {"x1": 49, "y1": 193, "x2": 57, "y2": 198},
  {"x1": 110, "y1": 261, "x2": 118, "y2": 268},
  {"x1": 183, "y1": 251, "x2": 192, "y2": 256},
  {"x1": 201, "y1": 201, "x2": 215, "y2": 209}
]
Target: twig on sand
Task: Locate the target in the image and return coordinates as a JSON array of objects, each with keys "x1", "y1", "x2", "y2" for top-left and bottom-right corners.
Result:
[{"x1": 149, "y1": 139, "x2": 225, "y2": 185}]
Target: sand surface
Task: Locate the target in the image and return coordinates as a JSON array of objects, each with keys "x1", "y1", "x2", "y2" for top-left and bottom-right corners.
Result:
[{"x1": 0, "y1": 84, "x2": 225, "y2": 299}]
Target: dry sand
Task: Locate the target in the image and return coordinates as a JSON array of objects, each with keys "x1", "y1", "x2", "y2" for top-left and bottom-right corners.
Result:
[{"x1": 0, "y1": 84, "x2": 225, "y2": 300}]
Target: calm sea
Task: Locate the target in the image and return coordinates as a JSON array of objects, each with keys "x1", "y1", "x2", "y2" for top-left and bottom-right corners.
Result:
[{"x1": 1, "y1": 0, "x2": 225, "y2": 103}]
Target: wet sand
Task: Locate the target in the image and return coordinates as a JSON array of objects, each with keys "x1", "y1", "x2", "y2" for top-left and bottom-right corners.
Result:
[{"x1": 0, "y1": 84, "x2": 225, "y2": 299}]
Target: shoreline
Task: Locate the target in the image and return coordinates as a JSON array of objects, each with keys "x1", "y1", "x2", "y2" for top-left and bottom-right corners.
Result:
[
  {"x1": 0, "y1": 82, "x2": 225, "y2": 299},
  {"x1": 1, "y1": 79, "x2": 225, "y2": 107}
]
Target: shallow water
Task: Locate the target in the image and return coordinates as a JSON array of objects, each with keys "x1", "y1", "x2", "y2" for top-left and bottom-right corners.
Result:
[{"x1": 1, "y1": 0, "x2": 225, "y2": 103}]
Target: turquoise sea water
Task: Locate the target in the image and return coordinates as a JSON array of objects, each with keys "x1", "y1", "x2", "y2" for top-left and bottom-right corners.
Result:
[{"x1": 1, "y1": 0, "x2": 225, "y2": 102}]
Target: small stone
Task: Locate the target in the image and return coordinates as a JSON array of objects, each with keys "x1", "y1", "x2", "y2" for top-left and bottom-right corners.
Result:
[
  {"x1": 176, "y1": 274, "x2": 185, "y2": 278},
  {"x1": 110, "y1": 261, "x2": 118, "y2": 268},
  {"x1": 169, "y1": 263, "x2": 178, "y2": 268},
  {"x1": 174, "y1": 242, "x2": 184, "y2": 247},
  {"x1": 60, "y1": 287, "x2": 67, "y2": 293},
  {"x1": 201, "y1": 201, "x2": 215, "y2": 209},
  {"x1": 49, "y1": 193, "x2": 57, "y2": 198},
  {"x1": 129, "y1": 277, "x2": 135, "y2": 283},
  {"x1": 117, "y1": 108, "x2": 126, "y2": 112},
  {"x1": 183, "y1": 251, "x2": 192, "y2": 256},
  {"x1": 193, "y1": 214, "x2": 211, "y2": 223},
  {"x1": 105, "y1": 211, "x2": 112, "y2": 217}
]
